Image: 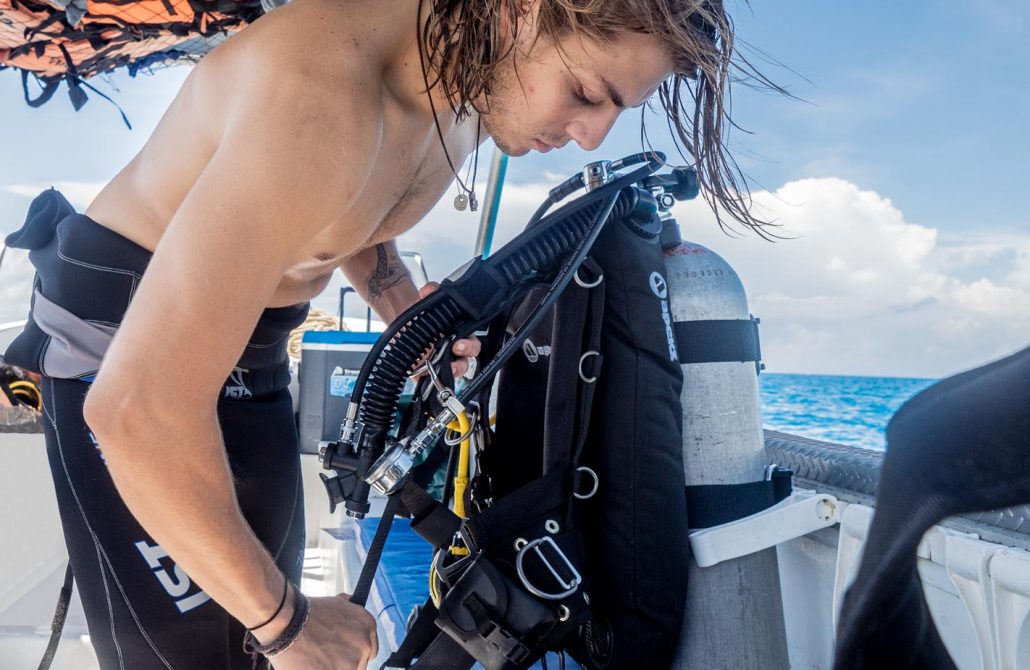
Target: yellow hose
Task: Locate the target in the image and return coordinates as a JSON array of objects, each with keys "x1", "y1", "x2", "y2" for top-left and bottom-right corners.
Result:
[
  {"x1": 428, "y1": 410, "x2": 480, "y2": 603},
  {"x1": 447, "y1": 411, "x2": 472, "y2": 520}
]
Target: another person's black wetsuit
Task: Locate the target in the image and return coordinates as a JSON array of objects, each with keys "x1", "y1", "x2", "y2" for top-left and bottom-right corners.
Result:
[{"x1": 4, "y1": 189, "x2": 308, "y2": 669}]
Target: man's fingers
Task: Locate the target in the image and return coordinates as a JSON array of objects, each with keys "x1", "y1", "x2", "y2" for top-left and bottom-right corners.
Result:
[
  {"x1": 415, "y1": 283, "x2": 481, "y2": 378},
  {"x1": 418, "y1": 281, "x2": 440, "y2": 299},
  {"x1": 453, "y1": 335, "x2": 481, "y2": 357},
  {"x1": 451, "y1": 359, "x2": 468, "y2": 378}
]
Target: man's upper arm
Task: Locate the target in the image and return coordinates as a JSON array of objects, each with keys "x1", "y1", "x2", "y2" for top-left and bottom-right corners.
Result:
[{"x1": 94, "y1": 76, "x2": 379, "y2": 410}]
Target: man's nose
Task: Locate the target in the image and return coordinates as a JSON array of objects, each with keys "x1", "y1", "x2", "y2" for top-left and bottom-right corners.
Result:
[{"x1": 566, "y1": 107, "x2": 621, "y2": 152}]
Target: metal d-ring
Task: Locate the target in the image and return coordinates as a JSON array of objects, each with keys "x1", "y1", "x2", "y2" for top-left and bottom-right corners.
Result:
[
  {"x1": 573, "y1": 466, "x2": 599, "y2": 500},
  {"x1": 574, "y1": 268, "x2": 603, "y2": 289},
  {"x1": 444, "y1": 424, "x2": 476, "y2": 446},
  {"x1": 443, "y1": 407, "x2": 479, "y2": 446},
  {"x1": 578, "y1": 351, "x2": 600, "y2": 383}
]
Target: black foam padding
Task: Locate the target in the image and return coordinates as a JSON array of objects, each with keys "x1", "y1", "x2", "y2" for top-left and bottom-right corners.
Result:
[{"x1": 834, "y1": 344, "x2": 1030, "y2": 669}]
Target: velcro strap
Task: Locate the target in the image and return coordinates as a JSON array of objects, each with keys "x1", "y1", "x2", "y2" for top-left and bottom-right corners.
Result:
[
  {"x1": 382, "y1": 600, "x2": 439, "y2": 668},
  {"x1": 674, "y1": 318, "x2": 761, "y2": 365},
  {"x1": 439, "y1": 258, "x2": 511, "y2": 322},
  {"x1": 399, "y1": 480, "x2": 461, "y2": 549},
  {"x1": 686, "y1": 467, "x2": 792, "y2": 529},
  {"x1": 405, "y1": 633, "x2": 476, "y2": 670}
]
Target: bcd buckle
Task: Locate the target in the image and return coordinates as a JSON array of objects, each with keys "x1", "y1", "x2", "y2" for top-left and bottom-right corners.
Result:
[{"x1": 515, "y1": 536, "x2": 581, "y2": 601}]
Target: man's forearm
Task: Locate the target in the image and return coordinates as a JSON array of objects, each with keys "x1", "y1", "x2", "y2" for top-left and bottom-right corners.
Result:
[
  {"x1": 339, "y1": 241, "x2": 420, "y2": 324},
  {"x1": 89, "y1": 404, "x2": 286, "y2": 630}
]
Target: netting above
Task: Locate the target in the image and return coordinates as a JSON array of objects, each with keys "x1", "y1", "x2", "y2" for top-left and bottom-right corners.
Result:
[{"x1": 1, "y1": 0, "x2": 284, "y2": 116}]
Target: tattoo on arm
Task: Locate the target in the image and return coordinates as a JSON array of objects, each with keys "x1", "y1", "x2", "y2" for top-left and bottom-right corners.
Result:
[{"x1": 366, "y1": 244, "x2": 410, "y2": 300}]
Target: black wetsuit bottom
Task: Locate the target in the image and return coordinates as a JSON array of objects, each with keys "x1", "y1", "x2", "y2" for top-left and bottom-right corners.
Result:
[
  {"x1": 4, "y1": 190, "x2": 309, "y2": 669},
  {"x1": 42, "y1": 380, "x2": 305, "y2": 669}
]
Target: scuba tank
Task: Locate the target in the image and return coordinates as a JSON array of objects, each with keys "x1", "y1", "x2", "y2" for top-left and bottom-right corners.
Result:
[
  {"x1": 664, "y1": 240, "x2": 790, "y2": 668},
  {"x1": 317, "y1": 154, "x2": 700, "y2": 669}
]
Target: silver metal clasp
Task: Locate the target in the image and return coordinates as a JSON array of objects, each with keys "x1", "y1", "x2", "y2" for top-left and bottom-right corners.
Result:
[
  {"x1": 515, "y1": 536, "x2": 582, "y2": 601},
  {"x1": 582, "y1": 160, "x2": 613, "y2": 192}
]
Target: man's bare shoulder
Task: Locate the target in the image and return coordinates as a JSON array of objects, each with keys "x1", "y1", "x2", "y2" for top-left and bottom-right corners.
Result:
[
  {"x1": 181, "y1": 0, "x2": 413, "y2": 203},
  {"x1": 198, "y1": 0, "x2": 402, "y2": 111}
]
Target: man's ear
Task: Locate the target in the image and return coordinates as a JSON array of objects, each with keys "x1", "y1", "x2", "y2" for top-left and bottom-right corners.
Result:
[{"x1": 504, "y1": 0, "x2": 541, "y2": 52}]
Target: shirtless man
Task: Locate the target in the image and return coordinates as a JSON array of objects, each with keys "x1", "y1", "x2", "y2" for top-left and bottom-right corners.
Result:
[{"x1": 4, "y1": 0, "x2": 760, "y2": 667}]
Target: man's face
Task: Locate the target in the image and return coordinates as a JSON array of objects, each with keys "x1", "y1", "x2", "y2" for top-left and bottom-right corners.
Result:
[{"x1": 481, "y1": 28, "x2": 674, "y2": 156}]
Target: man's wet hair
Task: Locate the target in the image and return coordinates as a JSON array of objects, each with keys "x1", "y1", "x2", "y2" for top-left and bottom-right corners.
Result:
[{"x1": 418, "y1": 0, "x2": 788, "y2": 238}]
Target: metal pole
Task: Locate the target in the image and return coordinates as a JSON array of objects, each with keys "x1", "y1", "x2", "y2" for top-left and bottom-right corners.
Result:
[{"x1": 474, "y1": 149, "x2": 508, "y2": 258}]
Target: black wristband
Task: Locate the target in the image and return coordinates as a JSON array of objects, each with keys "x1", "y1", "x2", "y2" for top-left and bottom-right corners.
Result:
[
  {"x1": 246, "y1": 576, "x2": 289, "y2": 632},
  {"x1": 242, "y1": 585, "x2": 310, "y2": 658}
]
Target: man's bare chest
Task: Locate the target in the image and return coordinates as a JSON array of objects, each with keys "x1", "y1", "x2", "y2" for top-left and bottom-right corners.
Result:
[{"x1": 283, "y1": 145, "x2": 467, "y2": 284}]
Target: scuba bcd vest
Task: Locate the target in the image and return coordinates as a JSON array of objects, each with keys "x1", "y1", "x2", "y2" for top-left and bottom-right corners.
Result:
[{"x1": 317, "y1": 155, "x2": 698, "y2": 670}]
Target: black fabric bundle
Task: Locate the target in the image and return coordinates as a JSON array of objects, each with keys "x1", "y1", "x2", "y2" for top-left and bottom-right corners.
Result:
[{"x1": 834, "y1": 344, "x2": 1030, "y2": 669}]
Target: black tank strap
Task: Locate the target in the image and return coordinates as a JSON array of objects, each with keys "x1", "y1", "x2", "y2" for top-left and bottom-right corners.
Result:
[
  {"x1": 674, "y1": 317, "x2": 761, "y2": 365},
  {"x1": 685, "y1": 467, "x2": 793, "y2": 530}
]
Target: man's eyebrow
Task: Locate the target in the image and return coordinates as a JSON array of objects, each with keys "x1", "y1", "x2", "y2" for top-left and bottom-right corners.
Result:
[{"x1": 600, "y1": 76, "x2": 626, "y2": 108}]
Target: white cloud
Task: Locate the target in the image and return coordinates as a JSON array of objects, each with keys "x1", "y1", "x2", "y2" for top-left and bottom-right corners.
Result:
[
  {"x1": 0, "y1": 247, "x2": 34, "y2": 323},
  {"x1": 668, "y1": 178, "x2": 1030, "y2": 378}
]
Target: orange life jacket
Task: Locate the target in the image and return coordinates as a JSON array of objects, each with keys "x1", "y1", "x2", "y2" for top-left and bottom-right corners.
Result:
[{"x1": 0, "y1": 0, "x2": 272, "y2": 122}]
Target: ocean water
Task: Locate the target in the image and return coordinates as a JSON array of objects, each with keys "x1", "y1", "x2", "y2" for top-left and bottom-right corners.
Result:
[{"x1": 759, "y1": 373, "x2": 937, "y2": 451}]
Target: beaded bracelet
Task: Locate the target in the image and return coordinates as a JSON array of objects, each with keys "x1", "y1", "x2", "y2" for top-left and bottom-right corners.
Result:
[
  {"x1": 246, "y1": 576, "x2": 289, "y2": 632},
  {"x1": 242, "y1": 585, "x2": 311, "y2": 658}
]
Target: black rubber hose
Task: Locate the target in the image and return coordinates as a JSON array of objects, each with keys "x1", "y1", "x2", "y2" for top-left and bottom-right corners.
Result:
[
  {"x1": 352, "y1": 200, "x2": 601, "y2": 436},
  {"x1": 459, "y1": 186, "x2": 618, "y2": 402},
  {"x1": 350, "y1": 154, "x2": 665, "y2": 447}
]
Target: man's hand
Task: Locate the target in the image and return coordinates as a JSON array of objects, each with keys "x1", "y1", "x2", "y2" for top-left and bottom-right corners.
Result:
[
  {"x1": 257, "y1": 593, "x2": 378, "y2": 670},
  {"x1": 417, "y1": 282, "x2": 481, "y2": 378}
]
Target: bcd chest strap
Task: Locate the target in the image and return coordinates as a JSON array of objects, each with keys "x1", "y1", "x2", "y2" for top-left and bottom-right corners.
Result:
[{"x1": 363, "y1": 469, "x2": 590, "y2": 670}]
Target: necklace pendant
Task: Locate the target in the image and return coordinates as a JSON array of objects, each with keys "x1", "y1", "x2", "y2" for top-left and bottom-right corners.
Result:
[
  {"x1": 454, "y1": 193, "x2": 468, "y2": 211},
  {"x1": 469, "y1": 192, "x2": 479, "y2": 213}
]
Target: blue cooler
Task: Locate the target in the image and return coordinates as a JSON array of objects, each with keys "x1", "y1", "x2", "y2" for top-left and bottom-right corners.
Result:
[{"x1": 297, "y1": 330, "x2": 381, "y2": 454}]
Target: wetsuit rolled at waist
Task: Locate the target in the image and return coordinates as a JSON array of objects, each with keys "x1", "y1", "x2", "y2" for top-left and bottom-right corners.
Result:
[{"x1": 3, "y1": 188, "x2": 309, "y2": 669}]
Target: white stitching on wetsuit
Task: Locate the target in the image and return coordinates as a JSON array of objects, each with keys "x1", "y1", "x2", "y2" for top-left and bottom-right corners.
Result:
[
  {"x1": 54, "y1": 227, "x2": 267, "y2": 352},
  {"x1": 44, "y1": 387, "x2": 127, "y2": 670},
  {"x1": 93, "y1": 541, "x2": 175, "y2": 669},
  {"x1": 244, "y1": 339, "x2": 281, "y2": 350},
  {"x1": 55, "y1": 227, "x2": 143, "y2": 280},
  {"x1": 46, "y1": 378, "x2": 174, "y2": 669},
  {"x1": 96, "y1": 546, "x2": 126, "y2": 670}
]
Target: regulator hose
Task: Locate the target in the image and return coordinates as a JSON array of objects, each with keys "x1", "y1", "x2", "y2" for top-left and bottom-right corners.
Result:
[{"x1": 344, "y1": 152, "x2": 666, "y2": 472}]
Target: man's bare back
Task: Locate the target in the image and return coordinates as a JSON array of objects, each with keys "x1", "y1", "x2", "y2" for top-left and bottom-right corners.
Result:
[{"x1": 86, "y1": 0, "x2": 480, "y2": 308}]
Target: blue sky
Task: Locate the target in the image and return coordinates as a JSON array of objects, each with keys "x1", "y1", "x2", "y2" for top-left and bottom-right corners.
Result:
[{"x1": 1, "y1": 0, "x2": 1028, "y2": 377}]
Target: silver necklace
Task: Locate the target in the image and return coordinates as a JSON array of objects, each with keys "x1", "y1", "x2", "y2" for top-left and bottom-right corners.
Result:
[{"x1": 417, "y1": 24, "x2": 481, "y2": 212}]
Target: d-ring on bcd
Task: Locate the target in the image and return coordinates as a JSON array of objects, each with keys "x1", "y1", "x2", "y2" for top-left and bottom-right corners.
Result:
[
  {"x1": 579, "y1": 351, "x2": 600, "y2": 383},
  {"x1": 574, "y1": 267, "x2": 603, "y2": 288}
]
